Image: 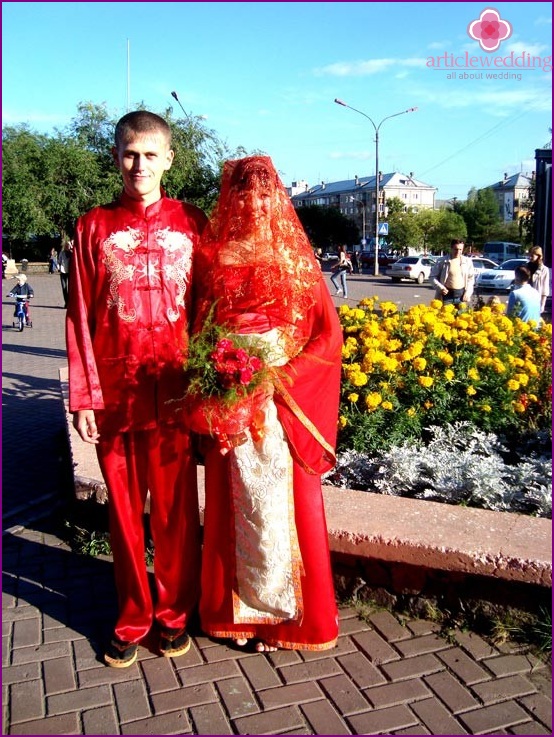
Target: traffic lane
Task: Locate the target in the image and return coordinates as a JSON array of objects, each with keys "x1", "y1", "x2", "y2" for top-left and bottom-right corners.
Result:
[{"x1": 325, "y1": 271, "x2": 437, "y2": 310}]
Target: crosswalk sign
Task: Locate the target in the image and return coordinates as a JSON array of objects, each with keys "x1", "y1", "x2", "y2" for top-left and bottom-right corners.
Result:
[{"x1": 378, "y1": 222, "x2": 389, "y2": 236}]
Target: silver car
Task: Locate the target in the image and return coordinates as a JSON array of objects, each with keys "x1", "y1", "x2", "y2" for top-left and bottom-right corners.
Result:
[
  {"x1": 389, "y1": 256, "x2": 436, "y2": 284},
  {"x1": 475, "y1": 258, "x2": 528, "y2": 292}
]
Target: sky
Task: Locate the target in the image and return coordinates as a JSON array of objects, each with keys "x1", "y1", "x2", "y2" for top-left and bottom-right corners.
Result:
[{"x1": 2, "y1": 2, "x2": 552, "y2": 202}]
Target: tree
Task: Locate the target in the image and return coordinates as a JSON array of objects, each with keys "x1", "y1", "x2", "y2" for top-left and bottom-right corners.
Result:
[
  {"x1": 385, "y1": 198, "x2": 421, "y2": 253},
  {"x1": 295, "y1": 205, "x2": 360, "y2": 251},
  {"x1": 455, "y1": 187, "x2": 501, "y2": 247}
]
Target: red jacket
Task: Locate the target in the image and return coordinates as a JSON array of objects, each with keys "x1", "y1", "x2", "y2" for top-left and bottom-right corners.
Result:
[{"x1": 66, "y1": 192, "x2": 207, "y2": 433}]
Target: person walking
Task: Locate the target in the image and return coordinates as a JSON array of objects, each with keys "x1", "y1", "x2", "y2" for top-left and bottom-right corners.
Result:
[
  {"x1": 66, "y1": 110, "x2": 207, "y2": 668},
  {"x1": 58, "y1": 239, "x2": 73, "y2": 307},
  {"x1": 330, "y1": 245, "x2": 352, "y2": 297}
]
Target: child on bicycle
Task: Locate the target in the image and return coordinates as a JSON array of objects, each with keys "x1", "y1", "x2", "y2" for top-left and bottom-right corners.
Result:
[{"x1": 8, "y1": 273, "x2": 34, "y2": 324}]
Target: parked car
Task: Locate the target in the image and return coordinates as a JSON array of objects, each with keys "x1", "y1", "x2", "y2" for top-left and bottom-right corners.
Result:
[
  {"x1": 321, "y1": 251, "x2": 338, "y2": 261},
  {"x1": 360, "y1": 251, "x2": 397, "y2": 269},
  {"x1": 475, "y1": 258, "x2": 528, "y2": 293},
  {"x1": 388, "y1": 255, "x2": 436, "y2": 284},
  {"x1": 470, "y1": 257, "x2": 499, "y2": 275}
]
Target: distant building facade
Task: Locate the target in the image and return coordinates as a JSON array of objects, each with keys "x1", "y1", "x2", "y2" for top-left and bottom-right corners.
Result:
[
  {"x1": 290, "y1": 172, "x2": 436, "y2": 242},
  {"x1": 486, "y1": 172, "x2": 534, "y2": 223}
]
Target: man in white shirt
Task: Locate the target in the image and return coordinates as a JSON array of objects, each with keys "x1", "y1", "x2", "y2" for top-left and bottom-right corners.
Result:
[{"x1": 432, "y1": 240, "x2": 475, "y2": 306}]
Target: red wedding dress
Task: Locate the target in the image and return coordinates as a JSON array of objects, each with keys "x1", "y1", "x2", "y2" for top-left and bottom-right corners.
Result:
[{"x1": 192, "y1": 157, "x2": 343, "y2": 650}]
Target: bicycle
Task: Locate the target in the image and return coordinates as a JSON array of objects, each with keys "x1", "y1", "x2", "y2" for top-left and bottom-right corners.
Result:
[{"x1": 8, "y1": 293, "x2": 32, "y2": 331}]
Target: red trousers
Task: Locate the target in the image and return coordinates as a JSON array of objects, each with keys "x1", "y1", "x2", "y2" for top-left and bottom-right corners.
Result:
[{"x1": 96, "y1": 425, "x2": 201, "y2": 643}]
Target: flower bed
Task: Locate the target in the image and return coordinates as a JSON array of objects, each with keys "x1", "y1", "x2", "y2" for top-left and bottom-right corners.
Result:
[{"x1": 330, "y1": 298, "x2": 552, "y2": 517}]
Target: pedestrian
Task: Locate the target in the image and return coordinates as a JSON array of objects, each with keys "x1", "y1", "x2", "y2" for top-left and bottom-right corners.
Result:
[
  {"x1": 314, "y1": 247, "x2": 324, "y2": 267},
  {"x1": 352, "y1": 249, "x2": 362, "y2": 274},
  {"x1": 191, "y1": 155, "x2": 343, "y2": 652},
  {"x1": 48, "y1": 247, "x2": 58, "y2": 273},
  {"x1": 2, "y1": 251, "x2": 8, "y2": 279},
  {"x1": 330, "y1": 244, "x2": 352, "y2": 297},
  {"x1": 66, "y1": 110, "x2": 207, "y2": 668},
  {"x1": 58, "y1": 238, "x2": 73, "y2": 307},
  {"x1": 431, "y1": 239, "x2": 475, "y2": 306},
  {"x1": 507, "y1": 265, "x2": 541, "y2": 324},
  {"x1": 526, "y1": 245, "x2": 550, "y2": 313}
]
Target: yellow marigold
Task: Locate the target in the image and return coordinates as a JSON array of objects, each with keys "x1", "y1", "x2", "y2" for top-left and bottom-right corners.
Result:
[
  {"x1": 379, "y1": 301, "x2": 398, "y2": 315},
  {"x1": 406, "y1": 407, "x2": 417, "y2": 417},
  {"x1": 339, "y1": 415, "x2": 348, "y2": 428},
  {"x1": 528, "y1": 393, "x2": 538, "y2": 402},
  {"x1": 423, "y1": 401, "x2": 433, "y2": 410},
  {"x1": 438, "y1": 350, "x2": 454, "y2": 366},
  {"x1": 430, "y1": 299, "x2": 443, "y2": 309},
  {"x1": 507, "y1": 379, "x2": 520, "y2": 391},
  {"x1": 444, "y1": 369, "x2": 455, "y2": 381},
  {"x1": 481, "y1": 404, "x2": 492, "y2": 412},
  {"x1": 512, "y1": 401, "x2": 526, "y2": 413},
  {"x1": 418, "y1": 376, "x2": 434, "y2": 388},
  {"x1": 466, "y1": 385, "x2": 477, "y2": 396},
  {"x1": 350, "y1": 371, "x2": 369, "y2": 387},
  {"x1": 380, "y1": 356, "x2": 400, "y2": 372},
  {"x1": 467, "y1": 368, "x2": 480, "y2": 381},
  {"x1": 347, "y1": 393, "x2": 359, "y2": 403},
  {"x1": 365, "y1": 392, "x2": 383, "y2": 410},
  {"x1": 514, "y1": 373, "x2": 529, "y2": 386},
  {"x1": 412, "y1": 357, "x2": 427, "y2": 371},
  {"x1": 381, "y1": 401, "x2": 393, "y2": 410}
]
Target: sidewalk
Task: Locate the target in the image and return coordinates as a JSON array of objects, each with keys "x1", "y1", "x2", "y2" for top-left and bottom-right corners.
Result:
[{"x1": 2, "y1": 274, "x2": 552, "y2": 735}]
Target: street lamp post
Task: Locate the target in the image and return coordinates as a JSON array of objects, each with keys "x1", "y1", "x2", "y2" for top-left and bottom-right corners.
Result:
[{"x1": 334, "y1": 99, "x2": 417, "y2": 276}]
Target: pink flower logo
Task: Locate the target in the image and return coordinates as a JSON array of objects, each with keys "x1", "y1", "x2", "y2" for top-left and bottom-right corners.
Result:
[{"x1": 467, "y1": 8, "x2": 512, "y2": 52}]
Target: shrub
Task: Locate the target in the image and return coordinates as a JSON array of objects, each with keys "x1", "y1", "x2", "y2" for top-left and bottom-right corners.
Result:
[{"x1": 337, "y1": 298, "x2": 552, "y2": 456}]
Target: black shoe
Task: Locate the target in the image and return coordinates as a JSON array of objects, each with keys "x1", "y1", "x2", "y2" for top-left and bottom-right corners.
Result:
[
  {"x1": 104, "y1": 637, "x2": 138, "y2": 668},
  {"x1": 159, "y1": 627, "x2": 191, "y2": 658}
]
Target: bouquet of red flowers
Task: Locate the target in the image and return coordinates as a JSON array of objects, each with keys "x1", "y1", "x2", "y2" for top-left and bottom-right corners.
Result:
[{"x1": 184, "y1": 311, "x2": 271, "y2": 449}]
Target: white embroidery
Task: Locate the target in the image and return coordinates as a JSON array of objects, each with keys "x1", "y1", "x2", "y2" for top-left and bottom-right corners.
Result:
[{"x1": 101, "y1": 226, "x2": 193, "y2": 323}]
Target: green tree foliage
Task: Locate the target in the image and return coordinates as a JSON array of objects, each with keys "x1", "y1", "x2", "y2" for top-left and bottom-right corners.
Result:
[
  {"x1": 2, "y1": 101, "x2": 246, "y2": 256},
  {"x1": 295, "y1": 205, "x2": 360, "y2": 251},
  {"x1": 455, "y1": 187, "x2": 502, "y2": 247}
]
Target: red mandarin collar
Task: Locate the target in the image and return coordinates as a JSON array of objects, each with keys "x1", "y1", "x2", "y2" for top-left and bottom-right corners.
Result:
[{"x1": 118, "y1": 189, "x2": 168, "y2": 219}]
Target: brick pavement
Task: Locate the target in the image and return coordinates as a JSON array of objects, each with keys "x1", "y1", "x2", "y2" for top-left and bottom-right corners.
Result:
[{"x1": 2, "y1": 273, "x2": 552, "y2": 735}]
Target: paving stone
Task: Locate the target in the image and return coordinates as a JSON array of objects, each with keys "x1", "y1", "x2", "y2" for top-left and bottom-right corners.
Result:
[
  {"x1": 411, "y1": 696, "x2": 469, "y2": 734},
  {"x1": 47, "y1": 684, "x2": 112, "y2": 715},
  {"x1": 9, "y1": 713, "x2": 80, "y2": 735},
  {"x1": 519, "y1": 691, "x2": 553, "y2": 729},
  {"x1": 113, "y1": 679, "x2": 151, "y2": 723},
  {"x1": 189, "y1": 702, "x2": 234, "y2": 735},
  {"x1": 351, "y1": 629, "x2": 401, "y2": 665},
  {"x1": 9, "y1": 679, "x2": 44, "y2": 723},
  {"x1": 318, "y1": 673, "x2": 372, "y2": 715},
  {"x1": 43, "y1": 656, "x2": 76, "y2": 695},
  {"x1": 364, "y1": 677, "x2": 431, "y2": 708},
  {"x1": 368, "y1": 610, "x2": 413, "y2": 642},
  {"x1": 394, "y1": 633, "x2": 452, "y2": 657},
  {"x1": 11, "y1": 640, "x2": 71, "y2": 666},
  {"x1": 381, "y1": 652, "x2": 443, "y2": 681},
  {"x1": 300, "y1": 699, "x2": 351, "y2": 735},
  {"x1": 337, "y1": 651, "x2": 388, "y2": 688},
  {"x1": 120, "y1": 711, "x2": 192, "y2": 734},
  {"x1": 509, "y1": 720, "x2": 551, "y2": 734},
  {"x1": 348, "y1": 704, "x2": 419, "y2": 734},
  {"x1": 151, "y1": 682, "x2": 217, "y2": 714},
  {"x1": 140, "y1": 655, "x2": 181, "y2": 693},
  {"x1": 175, "y1": 658, "x2": 241, "y2": 686},
  {"x1": 482, "y1": 653, "x2": 542, "y2": 677},
  {"x1": 279, "y1": 657, "x2": 343, "y2": 684},
  {"x1": 453, "y1": 629, "x2": 498, "y2": 660},
  {"x1": 472, "y1": 674, "x2": 537, "y2": 704},
  {"x1": 82, "y1": 705, "x2": 120, "y2": 735},
  {"x1": 258, "y1": 681, "x2": 323, "y2": 710},
  {"x1": 238, "y1": 652, "x2": 282, "y2": 690},
  {"x1": 11, "y1": 618, "x2": 41, "y2": 649},
  {"x1": 437, "y1": 646, "x2": 493, "y2": 684},
  {"x1": 459, "y1": 701, "x2": 531, "y2": 733},
  {"x1": 1, "y1": 662, "x2": 41, "y2": 685},
  {"x1": 233, "y1": 705, "x2": 306, "y2": 735},
  {"x1": 216, "y1": 675, "x2": 259, "y2": 717},
  {"x1": 424, "y1": 670, "x2": 480, "y2": 713}
]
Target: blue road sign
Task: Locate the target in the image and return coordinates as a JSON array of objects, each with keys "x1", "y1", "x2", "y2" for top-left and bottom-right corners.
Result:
[{"x1": 378, "y1": 222, "x2": 389, "y2": 236}]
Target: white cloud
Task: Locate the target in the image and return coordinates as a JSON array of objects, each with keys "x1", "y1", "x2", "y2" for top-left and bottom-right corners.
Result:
[{"x1": 314, "y1": 57, "x2": 427, "y2": 77}]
